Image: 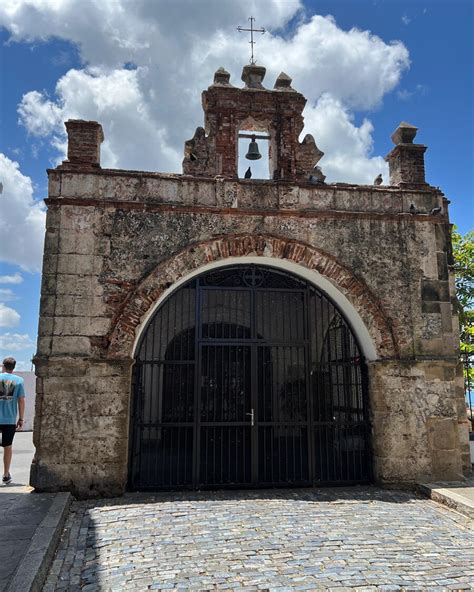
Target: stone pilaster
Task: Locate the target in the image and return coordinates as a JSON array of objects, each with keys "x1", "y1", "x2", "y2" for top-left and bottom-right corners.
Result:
[
  {"x1": 369, "y1": 360, "x2": 468, "y2": 486},
  {"x1": 386, "y1": 121, "x2": 427, "y2": 186},
  {"x1": 60, "y1": 120, "x2": 104, "y2": 170}
]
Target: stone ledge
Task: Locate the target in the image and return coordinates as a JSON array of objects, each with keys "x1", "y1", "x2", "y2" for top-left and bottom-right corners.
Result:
[
  {"x1": 418, "y1": 479, "x2": 474, "y2": 520},
  {"x1": 44, "y1": 196, "x2": 448, "y2": 225},
  {"x1": 46, "y1": 168, "x2": 444, "y2": 215}
]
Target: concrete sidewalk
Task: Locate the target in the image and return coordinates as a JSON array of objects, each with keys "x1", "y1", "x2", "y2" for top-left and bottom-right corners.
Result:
[
  {"x1": 0, "y1": 432, "x2": 71, "y2": 592},
  {"x1": 419, "y1": 477, "x2": 474, "y2": 520}
]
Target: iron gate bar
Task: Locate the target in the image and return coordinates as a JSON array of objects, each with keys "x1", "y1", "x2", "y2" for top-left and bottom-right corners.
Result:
[
  {"x1": 192, "y1": 283, "x2": 201, "y2": 485},
  {"x1": 303, "y1": 288, "x2": 314, "y2": 484},
  {"x1": 130, "y1": 264, "x2": 371, "y2": 490}
]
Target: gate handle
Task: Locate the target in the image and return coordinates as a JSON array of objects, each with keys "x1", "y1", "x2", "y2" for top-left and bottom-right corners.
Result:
[{"x1": 246, "y1": 409, "x2": 255, "y2": 427}]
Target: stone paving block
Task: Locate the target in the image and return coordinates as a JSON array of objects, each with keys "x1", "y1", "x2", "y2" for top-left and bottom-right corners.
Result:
[{"x1": 44, "y1": 488, "x2": 474, "y2": 590}]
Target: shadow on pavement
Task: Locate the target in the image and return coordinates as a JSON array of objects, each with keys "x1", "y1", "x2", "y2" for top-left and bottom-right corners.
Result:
[
  {"x1": 93, "y1": 486, "x2": 423, "y2": 508},
  {"x1": 0, "y1": 491, "x2": 56, "y2": 591},
  {"x1": 46, "y1": 486, "x2": 474, "y2": 591}
]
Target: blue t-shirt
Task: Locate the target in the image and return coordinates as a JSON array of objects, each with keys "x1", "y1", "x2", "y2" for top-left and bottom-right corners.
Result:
[{"x1": 0, "y1": 373, "x2": 25, "y2": 424}]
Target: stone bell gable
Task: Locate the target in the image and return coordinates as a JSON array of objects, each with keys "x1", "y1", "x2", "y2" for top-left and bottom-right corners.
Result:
[
  {"x1": 31, "y1": 63, "x2": 470, "y2": 498},
  {"x1": 183, "y1": 65, "x2": 323, "y2": 181}
]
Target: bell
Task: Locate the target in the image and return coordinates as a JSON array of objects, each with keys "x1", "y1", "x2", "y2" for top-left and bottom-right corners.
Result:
[{"x1": 245, "y1": 135, "x2": 262, "y2": 160}]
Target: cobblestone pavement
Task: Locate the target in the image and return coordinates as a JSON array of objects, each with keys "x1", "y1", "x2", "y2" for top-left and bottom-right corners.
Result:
[{"x1": 44, "y1": 488, "x2": 474, "y2": 591}]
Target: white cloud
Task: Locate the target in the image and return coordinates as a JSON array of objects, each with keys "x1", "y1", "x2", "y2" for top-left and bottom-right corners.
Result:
[
  {"x1": 0, "y1": 303, "x2": 20, "y2": 328},
  {"x1": 397, "y1": 84, "x2": 428, "y2": 101},
  {"x1": 0, "y1": 333, "x2": 34, "y2": 351},
  {"x1": 4, "y1": 359, "x2": 32, "y2": 371},
  {"x1": 304, "y1": 94, "x2": 388, "y2": 184},
  {"x1": 0, "y1": 273, "x2": 23, "y2": 284},
  {"x1": 3, "y1": 1, "x2": 409, "y2": 183},
  {"x1": 19, "y1": 67, "x2": 179, "y2": 171},
  {"x1": 17, "y1": 90, "x2": 62, "y2": 137},
  {"x1": 0, "y1": 154, "x2": 46, "y2": 271},
  {"x1": 0, "y1": 289, "x2": 18, "y2": 302},
  {"x1": 401, "y1": 14, "x2": 411, "y2": 25},
  {"x1": 238, "y1": 15, "x2": 409, "y2": 111},
  {"x1": 0, "y1": 0, "x2": 302, "y2": 68},
  {"x1": 397, "y1": 89, "x2": 413, "y2": 101}
]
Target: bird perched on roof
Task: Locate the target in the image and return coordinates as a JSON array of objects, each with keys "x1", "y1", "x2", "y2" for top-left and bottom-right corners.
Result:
[
  {"x1": 244, "y1": 167, "x2": 252, "y2": 179},
  {"x1": 409, "y1": 203, "x2": 418, "y2": 214},
  {"x1": 430, "y1": 206, "x2": 442, "y2": 215},
  {"x1": 308, "y1": 165, "x2": 326, "y2": 184},
  {"x1": 373, "y1": 174, "x2": 383, "y2": 186}
]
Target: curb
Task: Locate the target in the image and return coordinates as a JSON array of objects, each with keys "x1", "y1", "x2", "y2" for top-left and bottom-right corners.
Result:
[
  {"x1": 7, "y1": 492, "x2": 72, "y2": 592},
  {"x1": 418, "y1": 482, "x2": 474, "y2": 520}
]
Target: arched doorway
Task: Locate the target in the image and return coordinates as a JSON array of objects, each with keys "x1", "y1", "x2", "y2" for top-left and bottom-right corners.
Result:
[{"x1": 129, "y1": 264, "x2": 371, "y2": 490}]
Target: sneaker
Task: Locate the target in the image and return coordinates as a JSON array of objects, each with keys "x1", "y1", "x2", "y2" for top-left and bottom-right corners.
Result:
[{"x1": 2, "y1": 474, "x2": 12, "y2": 484}]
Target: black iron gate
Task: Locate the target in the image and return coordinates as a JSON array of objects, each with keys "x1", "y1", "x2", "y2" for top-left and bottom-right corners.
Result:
[{"x1": 129, "y1": 265, "x2": 371, "y2": 490}]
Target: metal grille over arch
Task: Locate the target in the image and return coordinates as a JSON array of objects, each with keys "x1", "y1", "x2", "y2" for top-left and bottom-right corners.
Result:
[{"x1": 129, "y1": 265, "x2": 371, "y2": 490}]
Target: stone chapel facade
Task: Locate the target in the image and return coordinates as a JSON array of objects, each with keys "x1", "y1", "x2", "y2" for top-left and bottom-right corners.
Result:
[{"x1": 31, "y1": 64, "x2": 470, "y2": 497}]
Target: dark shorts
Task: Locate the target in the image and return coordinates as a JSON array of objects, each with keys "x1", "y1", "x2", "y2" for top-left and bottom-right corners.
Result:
[{"x1": 0, "y1": 425, "x2": 16, "y2": 447}]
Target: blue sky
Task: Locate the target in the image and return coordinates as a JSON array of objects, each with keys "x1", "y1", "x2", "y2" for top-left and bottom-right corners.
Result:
[{"x1": 0, "y1": 0, "x2": 472, "y2": 370}]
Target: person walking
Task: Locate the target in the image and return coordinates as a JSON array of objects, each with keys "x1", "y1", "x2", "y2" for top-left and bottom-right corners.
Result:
[{"x1": 0, "y1": 357, "x2": 25, "y2": 484}]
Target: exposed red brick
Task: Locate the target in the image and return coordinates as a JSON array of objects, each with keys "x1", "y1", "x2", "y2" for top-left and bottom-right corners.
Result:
[
  {"x1": 182, "y1": 66, "x2": 322, "y2": 181},
  {"x1": 59, "y1": 120, "x2": 104, "y2": 170},
  {"x1": 386, "y1": 144, "x2": 427, "y2": 186},
  {"x1": 107, "y1": 233, "x2": 398, "y2": 359}
]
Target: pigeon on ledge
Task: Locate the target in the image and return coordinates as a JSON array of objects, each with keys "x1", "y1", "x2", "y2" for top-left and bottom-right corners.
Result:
[
  {"x1": 373, "y1": 174, "x2": 383, "y2": 186},
  {"x1": 244, "y1": 167, "x2": 252, "y2": 179},
  {"x1": 308, "y1": 165, "x2": 326, "y2": 184},
  {"x1": 430, "y1": 207, "x2": 442, "y2": 215}
]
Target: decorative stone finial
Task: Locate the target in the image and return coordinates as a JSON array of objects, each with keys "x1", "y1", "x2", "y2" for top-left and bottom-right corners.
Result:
[
  {"x1": 213, "y1": 67, "x2": 232, "y2": 86},
  {"x1": 241, "y1": 64, "x2": 266, "y2": 89},
  {"x1": 183, "y1": 127, "x2": 211, "y2": 176},
  {"x1": 274, "y1": 72, "x2": 294, "y2": 91},
  {"x1": 391, "y1": 121, "x2": 418, "y2": 145},
  {"x1": 386, "y1": 121, "x2": 427, "y2": 186},
  {"x1": 295, "y1": 134, "x2": 324, "y2": 182}
]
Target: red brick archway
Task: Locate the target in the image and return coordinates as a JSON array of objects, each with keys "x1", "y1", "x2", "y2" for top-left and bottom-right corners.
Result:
[{"x1": 107, "y1": 234, "x2": 399, "y2": 359}]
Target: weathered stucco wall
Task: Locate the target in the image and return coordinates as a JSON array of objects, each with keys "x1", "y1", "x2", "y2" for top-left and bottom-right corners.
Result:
[
  {"x1": 31, "y1": 74, "x2": 470, "y2": 496},
  {"x1": 31, "y1": 166, "x2": 470, "y2": 497}
]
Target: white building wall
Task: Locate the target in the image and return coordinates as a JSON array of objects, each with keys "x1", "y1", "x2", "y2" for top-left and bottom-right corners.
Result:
[{"x1": 16, "y1": 371, "x2": 36, "y2": 431}]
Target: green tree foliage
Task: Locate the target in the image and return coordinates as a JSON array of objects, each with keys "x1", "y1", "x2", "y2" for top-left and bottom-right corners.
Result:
[{"x1": 452, "y1": 227, "x2": 474, "y2": 356}]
